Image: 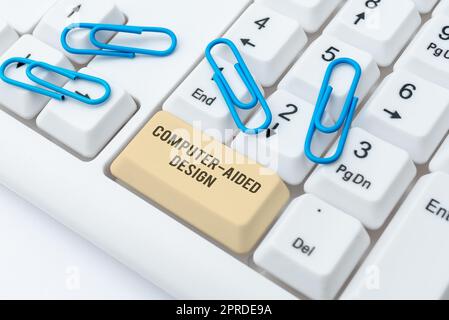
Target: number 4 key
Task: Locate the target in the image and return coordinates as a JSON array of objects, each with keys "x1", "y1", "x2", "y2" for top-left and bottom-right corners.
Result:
[{"x1": 218, "y1": 3, "x2": 307, "y2": 87}]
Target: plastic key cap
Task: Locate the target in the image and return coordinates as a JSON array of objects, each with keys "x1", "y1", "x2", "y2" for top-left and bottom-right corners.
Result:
[
  {"x1": 0, "y1": 0, "x2": 58, "y2": 34},
  {"x1": 433, "y1": 0, "x2": 449, "y2": 17},
  {"x1": 279, "y1": 35, "x2": 380, "y2": 122},
  {"x1": 412, "y1": 0, "x2": 439, "y2": 14},
  {"x1": 356, "y1": 70, "x2": 449, "y2": 164},
  {"x1": 33, "y1": 0, "x2": 126, "y2": 65},
  {"x1": 0, "y1": 19, "x2": 18, "y2": 56},
  {"x1": 395, "y1": 15, "x2": 449, "y2": 90},
  {"x1": 164, "y1": 57, "x2": 260, "y2": 144},
  {"x1": 430, "y1": 135, "x2": 449, "y2": 175},
  {"x1": 254, "y1": 0, "x2": 341, "y2": 33},
  {"x1": 0, "y1": 35, "x2": 73, "y2": 119},
  {"x1": 324, "y1": 0, "x2": 421, "y2": 67},
  {"x1": 232, "y1": 90, "x2": 334, "y2": 185},
  {"x1": 342, "y1": 172, "x2": 449, "y2": 300},
  {"x1": 111, "y1": 111, "x2": 290, "y2": 254},
  {"x1": 255, "y1": 194, "x2": 370, "y2": 300},
  {"x1": 37, "y1": 68, "x2": 136, "y2": 158},
  {"x1": 219, "y1": 3, "x2": 307, "y2": 87},
  {"x1": 305, "y1": 128, "x2": 416, "y2": 230}
]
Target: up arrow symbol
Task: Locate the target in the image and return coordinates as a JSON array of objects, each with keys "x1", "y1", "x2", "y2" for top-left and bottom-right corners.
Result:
[{"x1": 67, "y1": 4, "x2": 82, "y2": 18}]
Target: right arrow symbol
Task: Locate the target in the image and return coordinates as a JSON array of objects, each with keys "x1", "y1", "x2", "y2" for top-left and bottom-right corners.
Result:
[{"x1": 383, "y1": 109, "x2": 402, "y2": 119}]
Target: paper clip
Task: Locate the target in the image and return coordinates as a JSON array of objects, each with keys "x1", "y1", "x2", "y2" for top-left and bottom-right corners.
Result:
[
  {"x1": 61, "y1": 23, "x2": 178, "y2": 58},
  {"x1": 0, "y1": 57, "x2": 111, "y2": 105},
  {"x1": 205, "y1": 38, "x2": 272, "y2": 135},
  {"x1": 305, "y1": 57, "x2": 362, "y2": 165}
]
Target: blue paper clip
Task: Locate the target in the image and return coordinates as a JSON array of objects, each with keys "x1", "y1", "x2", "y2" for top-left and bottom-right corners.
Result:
[
  {"x1": 0, "y1": 57, "x2": 111, "y2": 105},
  {"x1": 205, "y1": 38, "x2": 272, "y2": 135},
  {"x1": 305, "y1": 57, "x2": 362, "y2": 165},
  {"x1": 61, "y1": 23, "x2": 178, "y2": 58}
]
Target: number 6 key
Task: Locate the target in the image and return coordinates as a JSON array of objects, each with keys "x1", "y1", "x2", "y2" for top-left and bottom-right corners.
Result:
[{"x1": 305, "y1": 128, "x2": 416, "y2": 230}]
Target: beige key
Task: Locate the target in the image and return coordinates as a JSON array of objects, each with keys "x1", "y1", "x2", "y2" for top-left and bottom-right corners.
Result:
[{"x1": 111, "y1": 111, "x2": 290, "y2": 254}]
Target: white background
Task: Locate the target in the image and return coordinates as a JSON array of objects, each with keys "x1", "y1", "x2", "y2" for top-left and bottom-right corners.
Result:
[{"x1": 0, "y1": 184, "x2": 171, "y2": 300}]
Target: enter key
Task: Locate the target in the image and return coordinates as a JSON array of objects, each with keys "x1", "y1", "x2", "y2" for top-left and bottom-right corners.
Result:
[{"x1": 111, "y1": 111, "x2": 290, "y2": 254}]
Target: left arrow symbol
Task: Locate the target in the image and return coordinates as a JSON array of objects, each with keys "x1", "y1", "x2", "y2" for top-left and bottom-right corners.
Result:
[
  {"x1": 76, "y1": 91, "x2": 91, "y2": 99},
  {"x1": 241, "y1": 38, "x2": 256, "y2": 47}
]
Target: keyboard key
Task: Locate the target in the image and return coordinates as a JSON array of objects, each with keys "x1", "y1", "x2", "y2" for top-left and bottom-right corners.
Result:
[
  {"x1": 0, "y1": 0, "x2": 58, "y2": 34},
  {"x1": 305, "y1": 128, "x2": 416, "y2": 229},
  {"x1": 278, "y1": 35, "x2": 380, "y2": 121},
  {"x1": 433, "y1": 0, "x2": 449, "y2": 16},
  {"x1": 395, "y1": 15, "x2": 449, "y2": 90},
  {"x1": 324, "y1": 0, "x2": 421, "y2": 67},
  {"x1": 0, "y1": 19, "x2": 18, "y2": 55},
  {"x1": 255, "y1": 0, "x2": 341, "y2": 33},
  {"x1": 111, "y1": 111, "x2": 290, "y2": 254},
  {"x1": 342, "y1": 172, "x2": 449, "y2": 300},
  {"x1": 163, "y1": 57, "x2": 259, "y2": 144},
  {"x1": 36, "y1": 68, "x2": 137, "y2": 158},
  {"x1": 413, "y1": 0, "x2": 439, "y2": 14},
  {"x1": 33, "y1": 0, "x2": 126, "y2": 65},
  {"x1": 0, "y1": 35, "x2": 74, "y2": 119},
  {"x1": 254, "y1": 194, "x2": 370, "y2": 300},
  {"x1": 219, "y1": 3, "x2": 307, "y2": 87},
  {"x1": 356, "y1": 70, "x2": 449, "y2": 164},
  {"x1": 232, "y1": 90, "x2": 334, "y2": 185},
  {"x1": 429, "y1": 135, "x2": 449, "y2": 174}
]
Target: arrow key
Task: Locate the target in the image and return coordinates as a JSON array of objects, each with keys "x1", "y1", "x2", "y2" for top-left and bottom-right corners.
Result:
[
  {"x1": 37, "y1": 68, "x2": 137, "y2": 159},
  {"x1": 33, "y1": 0, "x2": 125, "y2": 65},
  {"x1": 356, "y1": 70, "x2": 449, "y2": 164},
  {"x1": 324, "y1": 0, "x2": 421, "y2": 67},
  {"x1": 232, "y1": 90, "x2": 334, "y2": 185},
  {"x1": 218, "y1": 3, "x2": 307, "y2": 87}
]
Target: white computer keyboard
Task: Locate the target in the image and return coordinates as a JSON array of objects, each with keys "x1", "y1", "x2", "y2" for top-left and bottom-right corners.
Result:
[{"x1": 0, "y1": 0, "x2": 448, "y2": 300}]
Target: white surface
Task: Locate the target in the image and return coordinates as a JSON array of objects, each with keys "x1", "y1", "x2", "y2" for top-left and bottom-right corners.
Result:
[
  {"x1": 395, "y1": 15, "x2": 449, "y2": 90},
  {"x1": 305, "y1": 128, "x2": 417, "y2": 230},
  {"x1": 413, "y1": 0, "x2": 439, "y2": 14},
  {"x1": 0, "y1": 183, "x2": 171, "y2": 300},
  {"x1": 430, "y1": 135, "x2": 449, "y2": 174},
  {"x1": 356, "y1": 70, "x2": 449, "y2": 164},
  {"x1": 220, "y1": 3, "x2": 307, "y2": 87},
  {"x1": 33, "y1": 0, "x2": 126, "y2": 65},
  {"x1": 342, "y1": 172, "x2": 449, "y2": 300},
  {"x1": 254, "y1": 194, "x2": 369, "y2": 300},
  {"x1": 0, "y1": 35, "x2": 74, "y2": 119},
  {"x1": 0, "y1": 0, "x2": 295, "y2": 299},
  {"x1": 0, "y1": 19, "x2": 18, "y2": 56},
  {"x1": 433, "y1": 0, "x2": 449, "y2": 16},
  {"x1": 324, "y1": 0, "x2": 421, "y2": 67},
  {"x1": 278, "y1": 34, "x2": 380, "y2": 121},
  {"x1": 255, "y1": 0, "x2": 341, "y2": 33},
  {"x1": 232, "y1": 90, "x2": 334, "y2": 185},
  {"x1": 0, "y1": 0, "x2": 58, "y2": 34}
]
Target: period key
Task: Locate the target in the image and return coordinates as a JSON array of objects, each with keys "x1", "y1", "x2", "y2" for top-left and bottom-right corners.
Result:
[{"x1": 111, "y1": 111, "x2": 290, "y2": 254}]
